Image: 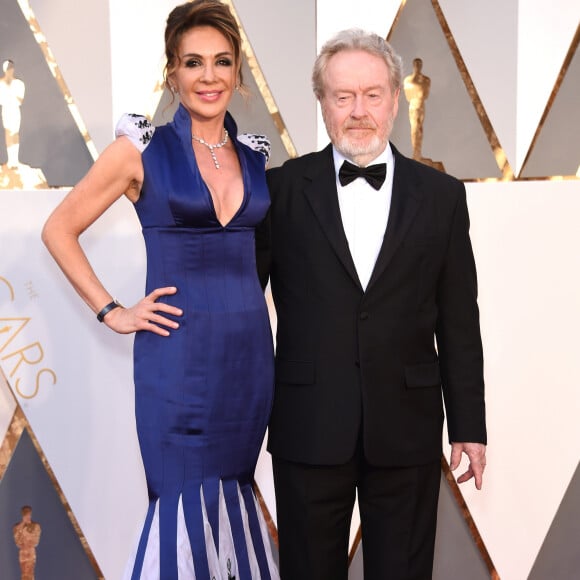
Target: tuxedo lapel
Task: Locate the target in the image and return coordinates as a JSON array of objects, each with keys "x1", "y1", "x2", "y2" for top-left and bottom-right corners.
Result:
[
  {"x1": 366, "y1": 148, "x2": 423, "y2": 291},
  {"x1": 302, "y1": 146, "x2": 362, "y2": 290}
]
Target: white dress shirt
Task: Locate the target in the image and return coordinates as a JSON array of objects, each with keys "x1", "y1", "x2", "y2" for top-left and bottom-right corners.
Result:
[{"x1": 334, "y1": 144, "x2": 395, "y2": 290}]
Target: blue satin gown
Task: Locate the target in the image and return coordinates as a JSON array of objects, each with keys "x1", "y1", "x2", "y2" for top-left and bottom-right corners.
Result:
[{"x1": 118, "y1": 105, "x2": 277, "y2": 580}]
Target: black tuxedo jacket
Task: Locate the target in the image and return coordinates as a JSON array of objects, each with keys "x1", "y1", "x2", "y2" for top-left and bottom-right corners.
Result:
[{"x1": 258, "y1": 144, "x2": 486, "y2": 467}]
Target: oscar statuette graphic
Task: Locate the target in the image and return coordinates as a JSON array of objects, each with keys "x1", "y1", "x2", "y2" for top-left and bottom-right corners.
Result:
[
  {"x1": 403, "y1": 58, "x2": 445, "y2": 172},
  {"x1": 13, "y1": 505, "x2": 41, "y2": 580},
  {"x1": 0, "y1": 59, "x2": 47, "y2": 189}
]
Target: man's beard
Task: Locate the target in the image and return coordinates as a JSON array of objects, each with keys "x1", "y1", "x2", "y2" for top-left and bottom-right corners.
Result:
[
  {"x1": 324, "y1": 115, "x2": 393, "y2": 163},
  {"x1": 334, "y1": 132, "x2": 383, "y2": 160}
]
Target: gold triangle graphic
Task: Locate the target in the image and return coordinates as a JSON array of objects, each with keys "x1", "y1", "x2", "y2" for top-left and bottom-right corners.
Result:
[
  {"x1": 518, "y1": 23, "x2": 580, "y2": 180},
  {"x1": 347, "y1": 457, "x2": 501, "y2": 577},
  {"x1": 0, "y1": 367, "x2": 104, "y2": 578},
  {"x1": 16, "y1": 0, "x2": 98, "y2": 161},
  {"x1": 254, "y1": 480, "x2": 279, "y2": 550},
  {"x1": 429, "y1": 0, "x2": 513, "y2": 181},
  {"x1": 0, "y1": 0, "x2": 97, "y2": 189},
  {"x1": 440, "y1": 456, "x2": 500, "y2": 578},
  {"x1": 387, "y1": 0, "x2": 514, "y2": 181},
  {"x1": 224, "y1": 0, "x2": 297, "y2": 159}
]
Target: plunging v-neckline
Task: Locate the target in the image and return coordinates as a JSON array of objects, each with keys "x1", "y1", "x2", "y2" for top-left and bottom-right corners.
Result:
[
  {"x1": 194, "y1": 129, "x2": 247, "y2": 228},
  {"x1": 203, "y1": 178, "x2": 245, "y2": 228}
]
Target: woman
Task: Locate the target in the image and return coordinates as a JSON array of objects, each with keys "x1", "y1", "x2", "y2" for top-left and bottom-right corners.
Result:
[{"x1": 42, "y1": 1, "x2": 278, "y2": 578}]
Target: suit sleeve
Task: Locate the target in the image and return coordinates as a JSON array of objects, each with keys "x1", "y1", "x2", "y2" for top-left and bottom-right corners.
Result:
[
  {"x1": 436, "y1": 185, "x2": 487, "y2": 444},
  {"x1": 255, "y1": 168, "x2": 279, "y2": 291},
  {"x1": 255, "y1": 209, "x2": 271, "y2": 291}
]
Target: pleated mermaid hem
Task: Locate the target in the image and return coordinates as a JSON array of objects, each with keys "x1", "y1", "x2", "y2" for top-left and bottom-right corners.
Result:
[{"x1": 123, "y1": 479, "x2": 279, "y2": 580}]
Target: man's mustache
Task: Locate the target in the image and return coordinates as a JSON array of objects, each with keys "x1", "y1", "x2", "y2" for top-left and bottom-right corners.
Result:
[{"x1": 343, "y1": 122, "x2": 376, "y2": 130}]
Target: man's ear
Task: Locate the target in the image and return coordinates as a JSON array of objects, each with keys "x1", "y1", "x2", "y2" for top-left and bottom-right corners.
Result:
[{"x1": 392, "y1": 88, "x2": 400, "y2": 118}]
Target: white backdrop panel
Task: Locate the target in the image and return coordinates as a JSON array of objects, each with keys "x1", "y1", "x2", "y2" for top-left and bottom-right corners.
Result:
[
  {"x1": 1, "y1": 192, "x2": 147, "y2": 579},
  {"x1": 455, "y1": 180, "x2": 580, "y2": 579}
]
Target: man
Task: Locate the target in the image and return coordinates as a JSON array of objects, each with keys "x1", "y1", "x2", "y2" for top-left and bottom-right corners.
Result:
[{"x1": 258, "y1": 29, "x2": 486, "y2": 579}]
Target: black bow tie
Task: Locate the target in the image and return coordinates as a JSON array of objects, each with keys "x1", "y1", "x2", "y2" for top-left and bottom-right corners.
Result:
[{"x1": 338, "y1": 160, "x2": 386, "y2": 190}]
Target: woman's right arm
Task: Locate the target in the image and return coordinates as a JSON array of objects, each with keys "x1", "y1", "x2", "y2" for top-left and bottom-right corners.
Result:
[{"x1": 41, "y1": 137, "x2": 181, "y2": 336}]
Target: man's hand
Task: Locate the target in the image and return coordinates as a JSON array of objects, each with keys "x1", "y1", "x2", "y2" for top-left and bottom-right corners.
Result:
[{"x1": 449, "y1": 442, "x2": 486, "y2": 490}]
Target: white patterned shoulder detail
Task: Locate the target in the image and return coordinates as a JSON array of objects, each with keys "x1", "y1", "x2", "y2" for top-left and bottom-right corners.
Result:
[
  {"x1": 237, "y1": 133, "x2": 271, "y2": 165},
  {"x1": 115, "y1": 113, "x2": 155, "y2": 153}
]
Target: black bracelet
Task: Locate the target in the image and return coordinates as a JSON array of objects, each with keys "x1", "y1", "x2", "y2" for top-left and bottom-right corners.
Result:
[{"x1": 96, "y1": 300, "x2": 122, "y2": 322}]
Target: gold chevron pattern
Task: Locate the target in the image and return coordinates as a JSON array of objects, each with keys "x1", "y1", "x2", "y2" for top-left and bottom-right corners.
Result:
[{"x1": 1, "y1": 1, "x2": 578, "y2": 578}]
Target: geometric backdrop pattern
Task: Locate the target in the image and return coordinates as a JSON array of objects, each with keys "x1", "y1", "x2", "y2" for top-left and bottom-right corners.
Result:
[
  {"x1": 528, "y1": 461, "x2": 580, "y2": 579},
  {"x1": 389, "y1": 0, "x2": 510, "y2": 180},
  {"x1": 1, "y1": 1, "x2": 579, "y2": 579},
  {"x1": 0, "y1": 369, "x2": 102, "y2": 579},
  {"x1": 0, "y1": 0, "x2": 95, "y2": 188}
]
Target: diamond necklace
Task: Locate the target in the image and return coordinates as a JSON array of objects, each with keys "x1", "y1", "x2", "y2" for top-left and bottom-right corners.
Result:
[{"x1": 191, "y1": 129, "x2": 229, "y2": 169}]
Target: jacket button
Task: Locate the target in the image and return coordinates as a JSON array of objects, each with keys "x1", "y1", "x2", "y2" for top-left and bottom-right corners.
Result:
[
  {"x1": 360, "y1": 311, "x2": 369, "y2": 320},
  {"x1": 355, "y1": 360, "x2": 360, "y2": 368}
]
